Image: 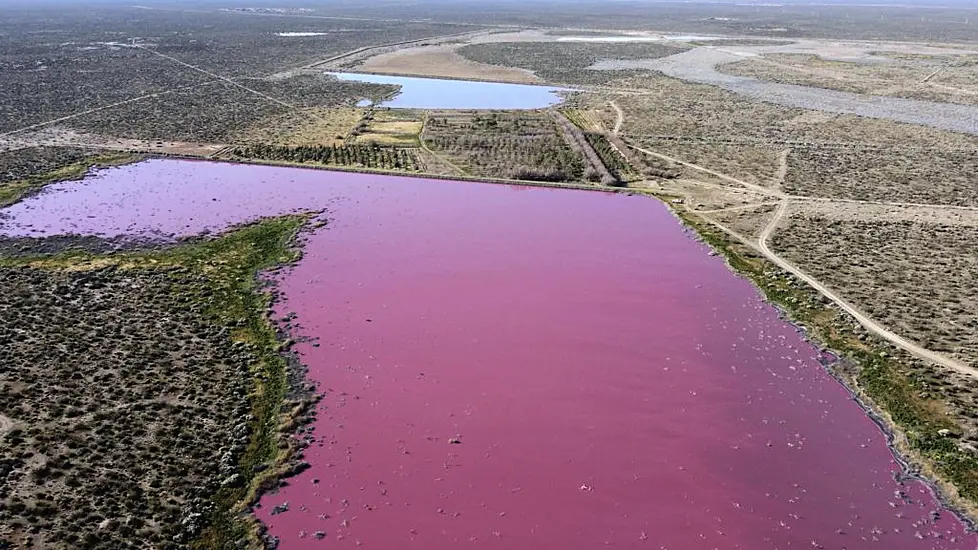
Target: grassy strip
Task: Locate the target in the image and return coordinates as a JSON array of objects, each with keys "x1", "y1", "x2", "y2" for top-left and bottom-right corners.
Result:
[
  {"x1": 672, "y1": 204, "x2": 978, "y2": 515},
  {"x1": 172, "y1": 217, "x2": 311, "y2": 549},
  {"x1": 3, "y1": 216, "x2": 310, "y2": 547},
  {"x1": 0, "y1": 151, "x2": 141, "y2": 208}
]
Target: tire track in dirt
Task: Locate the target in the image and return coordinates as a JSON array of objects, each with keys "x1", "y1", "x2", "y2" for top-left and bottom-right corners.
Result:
[
  {"x1": 0, "y1": 414, "x2": 13, "y2": 437},
  {"x1": 610, "y1": 100, "x2": 624, "y2": 135},
  {"x1": 774, "y1": 148, "x2": 790, "y2": 191},
  {"x1": 637, "y1": 136, "x2": 978, "y2": 376},
  {"x1": 757, "y1": 200, "x2": 978, "y2": 377}
]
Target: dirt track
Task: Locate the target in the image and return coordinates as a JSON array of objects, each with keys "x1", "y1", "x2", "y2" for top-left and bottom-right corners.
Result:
[
  {"x1": 757, "y1": 200, "x2": 978, "y2": 378},
  {"x1": 629, "y1": 141, "x2": 978, "y2": 377},
  {"x1": 610, "y1": 100, "x2": 624, "y2": 135}
]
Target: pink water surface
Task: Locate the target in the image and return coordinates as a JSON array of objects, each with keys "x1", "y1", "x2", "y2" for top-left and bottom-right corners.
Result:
[{"x1": 3, "y1": 160, "x2": 976, "y2": 549}]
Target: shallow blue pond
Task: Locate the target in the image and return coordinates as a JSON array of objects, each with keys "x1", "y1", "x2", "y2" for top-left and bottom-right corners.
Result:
[{"x1": 329, "y1": 72, "x2": 569, "y2": 110}]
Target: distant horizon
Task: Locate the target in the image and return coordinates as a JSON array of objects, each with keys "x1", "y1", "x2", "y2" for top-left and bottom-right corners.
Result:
[{"x1": 3, "y1": 0, "x2": 978, "y2": 7}]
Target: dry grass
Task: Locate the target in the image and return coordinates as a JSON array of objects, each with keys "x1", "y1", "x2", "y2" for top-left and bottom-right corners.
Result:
[
  {"x1": 238, "y1": 108, "x2": 363, "y2": 147},
  {"x1": 354, "y1": 116, "x2": 423, "y2": 147}
]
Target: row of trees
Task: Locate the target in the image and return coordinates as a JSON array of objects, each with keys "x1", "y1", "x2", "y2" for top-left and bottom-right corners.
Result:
[
  {"x1": 232, "y1": 143, "x2": 420, "y2": 171},
  {"x1": 552, "y1": 112, "x2": 620, "y2": 186}
]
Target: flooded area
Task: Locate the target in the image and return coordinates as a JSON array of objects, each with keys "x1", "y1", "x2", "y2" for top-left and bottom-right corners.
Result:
[
  {"x1": 3, "y1": 159, "x2": 978, "y2": 548},
  {"x1": 328, "y1": 72, "x2": 569, "y2": 109}
]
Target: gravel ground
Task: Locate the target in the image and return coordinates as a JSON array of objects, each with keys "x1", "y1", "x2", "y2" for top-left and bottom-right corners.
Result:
[{"x1": 590, "y1": 48, "x2": 978, "y2": 135}]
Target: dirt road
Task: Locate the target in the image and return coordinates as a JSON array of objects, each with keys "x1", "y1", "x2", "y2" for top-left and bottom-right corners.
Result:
[
  {"x1": 610, "y1": 100, "x2": 624, "y2": 135},
  {"x1": 774, "y1": 148, "x2": 789, "y2": 190},
  {"x1": 756, "y1": 200, "x2": 977, "y2": 377},
  {"x1": 631, "y1": 145, "x2": 784, "y2": 197},
  {"x1": 630, "y1": 140, "x2": 977, "y2": 376}
]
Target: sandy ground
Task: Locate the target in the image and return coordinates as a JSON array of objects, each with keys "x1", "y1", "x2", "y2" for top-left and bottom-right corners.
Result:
[
  {"x1": 16, "y1": 127, "x2": 227, "y2": 157},
  {"x1": 355, "y1": 44, "x2": 541, "y2": 83},
  {"x1": 791, "y1": 200, "x2": 978, "y2": 227},
  {"x1": 733, "y1": 40, "x2": 978, "y2": 63},
  {"x1": 0, "y1": 413, "x2": 11, "y2": 437}
]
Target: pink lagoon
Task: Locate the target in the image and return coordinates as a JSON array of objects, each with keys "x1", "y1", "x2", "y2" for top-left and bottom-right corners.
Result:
[{"x1": 2, "y1": 159, "x2": 975, "y2": 549}]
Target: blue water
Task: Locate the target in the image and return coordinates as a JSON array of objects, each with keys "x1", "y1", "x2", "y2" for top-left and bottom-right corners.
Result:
[{"x1": 329, "y1": 72, "x2": 569, "y2": 110}]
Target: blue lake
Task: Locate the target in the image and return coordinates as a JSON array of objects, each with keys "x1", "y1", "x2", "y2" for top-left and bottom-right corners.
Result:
[{"x1": 329, "y1": 72, "x2": 570, "y2": 110}]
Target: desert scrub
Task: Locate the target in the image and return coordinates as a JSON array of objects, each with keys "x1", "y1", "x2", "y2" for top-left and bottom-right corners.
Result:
[
  {"x1": 0, "y1": 146, "x2": 91, "y2": 184},
  {"x1": 0, "y1": 150, "x2": 140, "y2": 208},
  {"x1": 720, "y1": 53, "x2": 978, "y2": 106},
  {"x1": 673, "y1": 205, "x2": 978, "y2": 519},
  {"x1": 456, "y1": 41, "x2": 686, "y2": 86},
  {"x1": 772, "y1": 217, "x2": 978, "y2": 365},
  {"x1": 0, "y1": 216, "x2": 309, "y2": 549},
  {"x1": 782, "y1": 147, "x2": 978, "y2": 206}
]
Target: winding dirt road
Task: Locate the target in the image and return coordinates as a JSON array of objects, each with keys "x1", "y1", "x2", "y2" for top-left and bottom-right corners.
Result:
[
  {"x1": 628, "y1": 141, "x2": 976, "y2": 377},
  {"x1": 756, "y1": 200, "x2": 976, "y2": 378}
]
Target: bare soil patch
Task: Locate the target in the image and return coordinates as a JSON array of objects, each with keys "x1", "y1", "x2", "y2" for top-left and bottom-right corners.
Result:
[
  {"x1": 705, "y1": 203, "x2": 779, "y2": 240},
  {"x1": 356, "y1": 44, "x2": 542, "y2": 83},
  {"x1": 239, "y1": 107, "x2": 363, "y2": 147}
]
